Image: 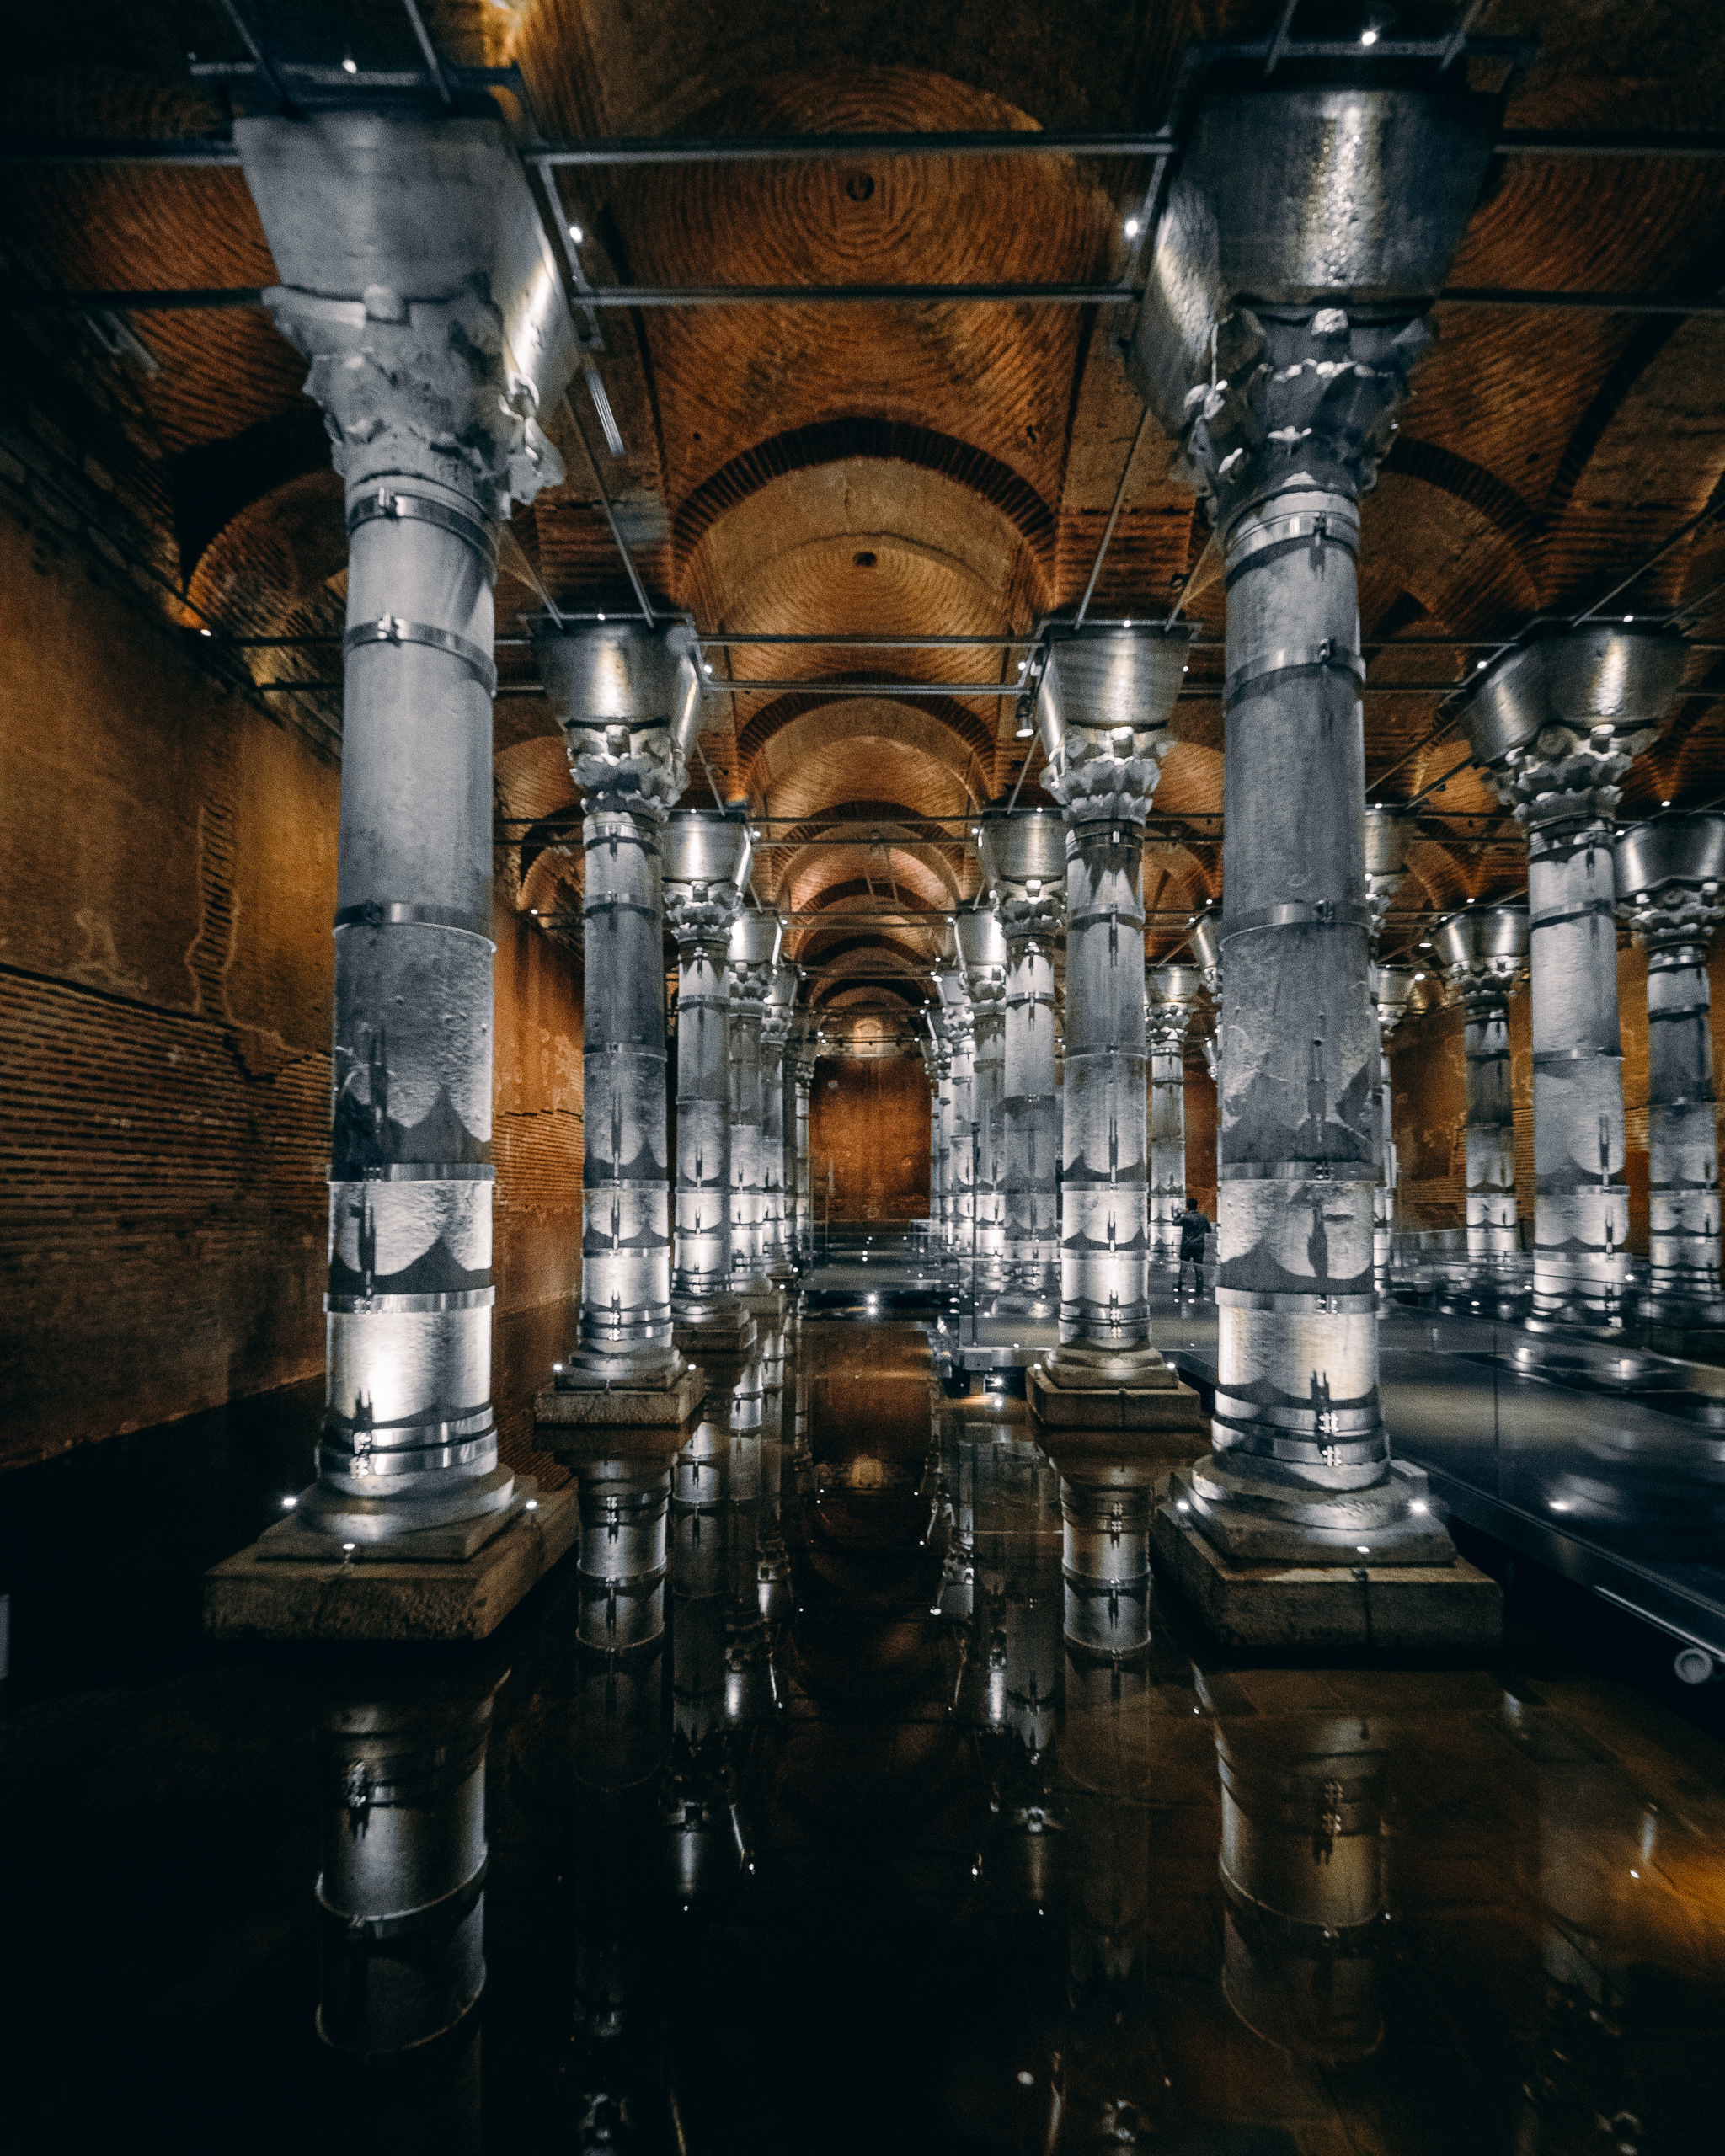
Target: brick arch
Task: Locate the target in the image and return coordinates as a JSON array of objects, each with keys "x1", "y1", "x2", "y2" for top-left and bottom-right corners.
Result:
[{"x1": 675, "y1": 418, "x2": 1058, "y2": 568}]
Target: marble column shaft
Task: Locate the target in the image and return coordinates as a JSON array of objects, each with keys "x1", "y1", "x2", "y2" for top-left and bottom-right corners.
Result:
[
  {"x1": 957, "y1": 915, "x2": 1008, "y2": 1287},
  {"x1": 664, "y1": 874, "x2": 745, "y2": 1319},
  {"x1": 759, "y1": 981, "x2": 792, "y2": 1276},
  {"x1": 938, "y1": 982, "x2": 978, "y2": 1258},
  {"x1": 727, "y1": 921, "x2": 775, "y2": 1291},
  {"x1": 238, "y1": 112, "x2": 571, "y2": 1535},
  {"x1": 998, "y1": 901, "x2": 1063, "y2": 1311},
  {"x1": 578, "y1": 788, "x2": 677, "y2": 1372},
  {"x1": 1620, "y1": 873, "x2": 1725, "y2": 1313},
  {"x1": 1057, "y1": 816, "x2": 1152, "y2": 1350}
]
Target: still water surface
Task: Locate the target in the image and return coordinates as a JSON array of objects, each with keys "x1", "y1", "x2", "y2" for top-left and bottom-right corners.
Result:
[{"x1": 3, "y1": 1316, "x2": 1723, "y2": 2153}]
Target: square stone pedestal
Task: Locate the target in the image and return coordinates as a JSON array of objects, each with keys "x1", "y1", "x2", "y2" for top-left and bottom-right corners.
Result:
[
  {"x1": 203, "y1": 1481, "x2": 579, "y2": 1642},
  {"x1": 1028, "y1": 1360, "x2": 1208, "y2": 1438},
  {"x1": 535, "y1": 1364, "x2": 708, "y2": 1428},
  {"x1": 1151, "y1": 1482, "x2": 1502, "y2": 1652},
  {"x1": 672, "y1": 1315, "x2": 756, "y2": 1359}
]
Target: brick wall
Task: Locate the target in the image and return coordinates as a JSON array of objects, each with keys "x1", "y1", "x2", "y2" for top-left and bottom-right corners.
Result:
[
  {"x1": 0, "y1": 501, "x2": 584, "y2": 1470},
  {"x1": 809, "y1": 1056, "x2": 931, "y2": 1219}
]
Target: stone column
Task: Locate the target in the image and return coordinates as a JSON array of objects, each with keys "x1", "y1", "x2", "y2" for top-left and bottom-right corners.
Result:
[
  {"x1": 956, "y1": 910, "x2": 1009, "y2": 1291},
  {"x1": 728, "y1": 914, "x2": 781, "y2": 1295},
  {"x1": 1190, "y1": 905, "x2": 1224, "y2": 1198},
  {"x1": 759, "y1": 965, "x2": 796, "y2": 1282},
  {"x1": 792, "y1": 1032, "x2": 817, "y2": 1268},
  {"x1": 235, "y1": 110, "x2": 572, "y2": 1546},
  {"x1": 1130, "y1": 82, "x2": 1503, "y2": 1618},
  {"x1": 980, "y1": 810, "x2": 1067, "y2": 1317},
  {"x1": 1035, "y1": 626, "x2": 1192, "y2": 1386},
  {"x1": 1365, "y1": 810, "x2": 1415, "y2": 1299},
  {"x1": 937, "y1": 972, "x2": 977, "y2": 1262},
  {"x1": 662, "y1": 811, "x2": 753, "y2": 1339},
  {"x1": 920, "y1": 1024, "x2": 948, "y2": 1251},
  {"x1": 542, "y1": 627, "x2": 706, "y2": 1412},
  {"x1": 1432, "y1": 905, "x2": 1529, "y2": 1281},
  {"x1": 1617, "y1": 814, "x2": 1725, "y2": 1328},
  {"x1": 1461, "y1": 627, "x2": 1687, "y2": 1328},
  {"x1": 1147, "y1": 963, "x2": 1204, "y2": 1266},
  {"x1": 1371, "y1": 963, "x2": 1415, "y2": 1296}
]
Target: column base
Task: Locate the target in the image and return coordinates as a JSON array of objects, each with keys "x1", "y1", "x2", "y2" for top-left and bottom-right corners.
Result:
[
  {"x1": 201, "y1": 1479, "x2": 579, "y2": 1641},
  {"x1": 1170, "y1": 1455, "x2": 1456, "y2": 1566},
  {"x1": 536, "y1": 1364, "x2": 709, "y2": 1428},
  {"x1": 671, "y1": 1312, "x2": 758, "y2": 1358},
  {"x1": 1027, "y1": 1351, "x2": 1208, "y2": 1440},
  {"x1": 1152, "y1": 1477, "x2": 1502, "y2": 1652}
]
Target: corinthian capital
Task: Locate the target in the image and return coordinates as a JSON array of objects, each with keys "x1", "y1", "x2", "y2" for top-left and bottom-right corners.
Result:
[
  {"x1": 1174, "y1": 306, "x2": 1429, "y2": 524},
  {"x1": 664, "y1": 881, "x2": 744, "y2": 949},
  {"x1": 270, "y1": 285, "x2": 563, "y2": 516}
]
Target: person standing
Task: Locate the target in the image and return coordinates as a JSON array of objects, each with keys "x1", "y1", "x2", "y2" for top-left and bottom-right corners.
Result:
[{"x1": 1177, "y1": 1197, "x2": 1210, "y2": 1300}]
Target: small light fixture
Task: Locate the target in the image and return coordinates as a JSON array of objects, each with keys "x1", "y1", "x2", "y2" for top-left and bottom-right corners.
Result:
[
  {"x1": 342, "y1": 55, "x2": 358, "y2": 74},
  {"x1": 1411, "y1": 1499, "x2": 1428, "y2": 1514},
  {"x1": 1661, "y1": 798, "x2": 1672, "y2": 807},
  {"x1": 569, "y1": 223, "x2": 585, "y2": 243},
  {"x1": 526, "y1": 1498, "x2": 539, "y2": 1511},
  {"x1": 280, "y1": 1495, "x2": 298, "y2": 1509},
  {"x1": 1551, "y1": 1499, "x2": 1571, "y2": 1512},
  {"x1": 1475, "y1": 659, "x2": 1487, "y2": 670},
  {"x1": 200, "y1": 627, "x2": 212, "y2": 638},
  {"x1": 1356, "y1": 1544, "x2": 1371, "y2": 1554},
  {"x1": 1124, "y1": 216, "x2": 1141, "y2": 239},
  {"x1": 1360, "y1": 26, "x2": 1380, "y2": 45},
  {"x1": 1624, "y1": 613, "x2": 1633, "y2": 623},
  {"x1": 342, "y1": 1540, "x2": 356, "y2": 1553},
  {"x1": 530, "y1": 907, "x2": 538, "y2": 915}
]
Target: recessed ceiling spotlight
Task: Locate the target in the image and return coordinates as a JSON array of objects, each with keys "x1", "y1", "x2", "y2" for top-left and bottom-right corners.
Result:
[
  {"x1": 569, "y1": 223, "x2": 584, "y2": 243},
  {"x1": 1360, "y1": 27, "x2": 1380, "y2": 46},
  {"x1": 342, "y1": 55, "x2": 358, "y2": 74},
  {"x1": 1124, "y1": 216, "x2": 1141, "y2": 239}
]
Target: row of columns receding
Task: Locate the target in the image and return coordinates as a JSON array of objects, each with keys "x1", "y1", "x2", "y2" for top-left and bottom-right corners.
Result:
[{"x1": 222, "y1": 84, "x2": 1717, "y2": 1605}]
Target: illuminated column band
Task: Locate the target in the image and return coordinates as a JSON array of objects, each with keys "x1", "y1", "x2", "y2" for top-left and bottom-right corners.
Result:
[
  {"x1": 662, "y1": 812, "x2": 753, "y2": 1326},
  {"x1": 1461, "y1": 629, "x2": 1687, "y2": 1327},
  {"x1": 1617, "y1": 814, "x2": 1725, "y2": 1326},
  {"x1": 956, "y1": 909, "x2": 1009, "y2": 1291},
  {"x1": 236, "y1": 109, "x2": 573, "y2": 1542},
  {"x1": 981, "y1": 808, "x2": 1067, "y2": 1317},
  {"x1": 1432, "y1": 905, "x2": 1529, "y2": 1279},
  {"x1": 1037, "y1": 624, "x2": 1191, "y2": 1368},
  {"x1": 544, "y1": 624, "x2": 703, "y2": 1387},
  {"x1": 728, "y1": 914, "x2": 781, "y2": 1294},
  {"x1": 1147, "y1": 963, "x2": 1204, "y2": 1264},
  {"x1": 759, "y1": 966, "x2": 796, "y2": 1281},
  {"x1": 1130, "y1": 78, "x2": 1501, "y2": 1575}
]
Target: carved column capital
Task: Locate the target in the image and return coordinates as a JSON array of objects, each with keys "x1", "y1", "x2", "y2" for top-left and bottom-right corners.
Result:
[
  {"x1": 1621, "y1": 882, "x2": 1725, "y2": 959},
  {"x1": 268, "y1": 285, "x2": 563, "y2": 517},
  {"x1": 1175, "y1": 306, "x2": 1429, "y2": 526},
  {"x1": 1487, "y1": 726, "x2": 1648, "y2": 850},
  {"x1": 1042, "y1": 730, "x2": 1176, "y2": 828},
  {"x1": 663, "y1": 879, "x2": 745, "y2": 953}
]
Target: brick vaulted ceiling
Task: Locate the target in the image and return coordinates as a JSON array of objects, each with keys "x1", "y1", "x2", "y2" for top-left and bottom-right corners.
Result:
[{"x1": 6, "y1": 3, "x2": 1725, "y2": 1041}]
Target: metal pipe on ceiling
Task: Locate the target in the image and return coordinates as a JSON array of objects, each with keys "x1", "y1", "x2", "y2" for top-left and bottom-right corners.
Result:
[
  {"x1": 6, "y1": 131, "x2": 1725, "y2": 167},
  {"x1": 10, "y1": 285, "x2": 1725, "y2": 316}
]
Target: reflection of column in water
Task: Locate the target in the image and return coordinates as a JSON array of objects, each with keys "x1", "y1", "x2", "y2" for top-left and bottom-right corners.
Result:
[
  {"x1": 663, "y1": 1414, "x2": 752, "y2": 1903},
  {"x1": 570, "y1": 1472, "x2": 668, "y2": 2131},
  {"x1": 1061, "y1": 1470, "x2": 1152, "y2": 1657},
  {"x1": 1520, "y1": 1765, "x2": 1674, "y2": 2152},
  {"x1": 1215, "y1": 1717, "x2": 1386, "y2": 2062},
  {"x1": 576, "y1": 1464, "x2": 670, "y2": 1657},
  {"x1": 937, "y1": 1425, "x2": 977, "y2": 1620},
  {"x1": 756, "y1": 1327, "x2": 793, "y2": 1625},
  {"x1": 725, "y1": 1359, "x2": 775, "y2": 1721},
  {"x1": 670, "y1": 1418, "x2": 728, "y2": 1747},
  {"x1": 316, "y1": 1673, "x2": 505, "y2": 2073},
  {"x1": 1060, "y1": 1483, "x2": 1155, "y2": 1996}
]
